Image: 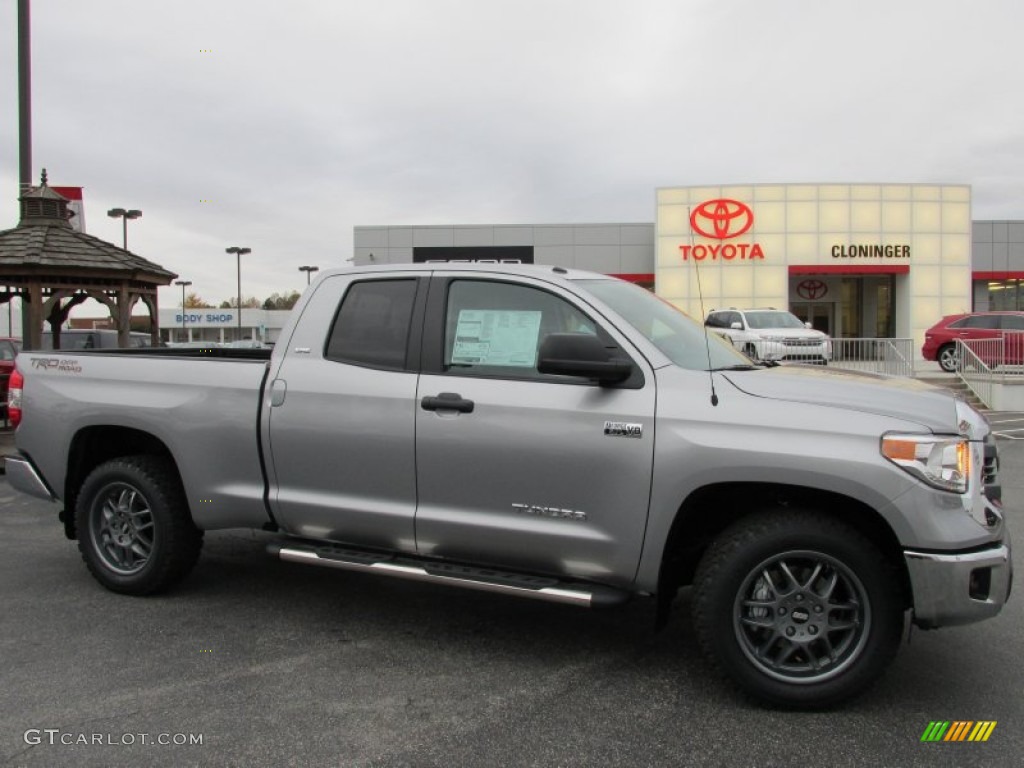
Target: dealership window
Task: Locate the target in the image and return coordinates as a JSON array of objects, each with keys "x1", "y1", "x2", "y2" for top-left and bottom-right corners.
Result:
[{"x1": 988, "y1": 280, "x2": 1023, "y2": 311}]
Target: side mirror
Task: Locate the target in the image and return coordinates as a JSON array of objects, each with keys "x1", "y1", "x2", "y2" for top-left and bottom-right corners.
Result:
[
  {"x1": 537, "y1": 333, "x2": 632, "y2": 384},
  {"x1": 805, "y1": 322, "x2": 813, "y2": 329},
  {"x1": 730, "y1": 321, "x2": 742, "y2": 330}
]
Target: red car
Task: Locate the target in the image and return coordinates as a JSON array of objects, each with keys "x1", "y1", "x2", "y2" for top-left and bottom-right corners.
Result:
[
  {"x1": 922, "y1": 312, "x2": 1024, "y2": 371},
  {"x1": 0, "y1": 337, "x2": 20, "y2": 416}
]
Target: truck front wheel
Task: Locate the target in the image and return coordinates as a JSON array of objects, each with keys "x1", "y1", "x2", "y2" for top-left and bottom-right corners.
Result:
[
  {"x1": 75, "y1": 456, "x2": 203, "y2": 595},
  {"x1": 692, "y1": 512, "x2": 903, "y2": 708}
]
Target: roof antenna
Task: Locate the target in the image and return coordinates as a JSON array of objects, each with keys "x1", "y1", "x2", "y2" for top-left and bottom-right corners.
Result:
[{"x1": 689, "y1": 206, "x2": 718, "y2": 407}]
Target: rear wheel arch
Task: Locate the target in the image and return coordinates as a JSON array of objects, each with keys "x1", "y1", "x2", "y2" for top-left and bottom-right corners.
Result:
[
  {"x1": 75, "y1": 454, "x2": 203, "y2": 594},
  {"x1": 64, "y1": 426, "x2": 182, "y2": 540}
]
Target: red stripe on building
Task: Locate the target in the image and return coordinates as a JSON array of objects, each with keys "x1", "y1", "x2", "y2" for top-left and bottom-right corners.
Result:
[
  {"x1": 788, "y1": 265, "x2": 909, "y2": 275},
  {"x1": 973, "y1": 271, "x2": 1024, "y2": 280},
  {"x1": 50, "y1": 186, "x2": 83, "y2": 200}
]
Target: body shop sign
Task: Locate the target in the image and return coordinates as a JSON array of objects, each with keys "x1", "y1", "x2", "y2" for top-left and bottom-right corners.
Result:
[
  {"x1": 679, "y1": 199, "x2": 765, "y2": 261},
  {"x1": 175, "y1": 312, "x2": 235, "y2": 325}
]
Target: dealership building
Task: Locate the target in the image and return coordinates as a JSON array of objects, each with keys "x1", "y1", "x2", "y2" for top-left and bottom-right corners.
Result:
[{"x1": 353, "y1": 183, "x2": 1024, "y2": 357}]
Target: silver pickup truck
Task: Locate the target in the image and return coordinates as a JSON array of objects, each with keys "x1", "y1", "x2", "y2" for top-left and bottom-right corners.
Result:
[{"x1": 6, "y1": 264, "x2": 1012, "y2": 708}]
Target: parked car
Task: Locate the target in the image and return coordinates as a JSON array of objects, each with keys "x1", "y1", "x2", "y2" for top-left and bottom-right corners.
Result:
[
  {"x1": 705, "y1": 308, "x2": 832, "y2": 363},
  {"x1": 40, "y1": 330, "x2": 158, "y2": 350},
  {"x1": 0, "y1": 337, "x2": 21, "y2": 415},
  {"x1": 922, "y1": 311, "x2": 1024, "y2": 372}
]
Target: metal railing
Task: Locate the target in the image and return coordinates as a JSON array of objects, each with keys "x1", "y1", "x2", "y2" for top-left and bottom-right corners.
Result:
[
  {"x1": 955, "y1": 340, "x2": 996, "y2": 409},
  {"x1": 827, "y1": 338, "x2": 915, "y2": 377},
  {"x1": 954, "y1": 335, "x2": 1024, "y2": 408}
]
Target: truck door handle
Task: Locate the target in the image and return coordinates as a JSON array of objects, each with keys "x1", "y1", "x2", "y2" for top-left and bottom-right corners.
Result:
[{"x1": 421, "y1": 392, "x2": 475, "y2": 413}]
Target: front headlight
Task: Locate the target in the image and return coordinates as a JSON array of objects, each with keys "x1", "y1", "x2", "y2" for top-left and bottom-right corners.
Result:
[{"x1": 881, "y1": 434, "x2": 970, "y2": 493}]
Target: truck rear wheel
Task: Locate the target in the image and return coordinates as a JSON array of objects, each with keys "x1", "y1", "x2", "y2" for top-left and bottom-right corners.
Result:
[
  {"x1": 75, "y1": 456, "x2": 203, "y2": 595},
  {"x1": 692, "y1": 511, "x2": 903, "y2": 708}
]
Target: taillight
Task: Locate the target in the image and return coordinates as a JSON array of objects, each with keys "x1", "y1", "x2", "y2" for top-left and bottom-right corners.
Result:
[{"x1": 8, "y1": 368, "x2": 23, "y2": 428}]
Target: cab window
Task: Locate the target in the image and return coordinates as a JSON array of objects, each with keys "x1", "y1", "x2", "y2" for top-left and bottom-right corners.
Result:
[
  {"x1": 325, "y1": 279, "x2": 418, "y2": 370},
  {"x1": 442, "y1": 280, "x2": 607, "y2": 381}
]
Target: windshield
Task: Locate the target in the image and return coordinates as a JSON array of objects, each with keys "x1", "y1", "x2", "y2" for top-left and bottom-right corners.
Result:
[
  {"x1": 744, "y1": 311, "x2": 806, "y2": 330},
  {"x1": 575, "y1": 279, "x2": 751, "y2": 370}
]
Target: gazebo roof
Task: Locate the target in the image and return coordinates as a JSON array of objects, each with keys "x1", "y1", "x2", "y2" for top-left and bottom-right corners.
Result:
[
  {"x1": 0, "y1": 171, "x2": 175, "y2": 286},
  {"x1": 0, "y1": 222, "x2": 176, "y2": 283}
]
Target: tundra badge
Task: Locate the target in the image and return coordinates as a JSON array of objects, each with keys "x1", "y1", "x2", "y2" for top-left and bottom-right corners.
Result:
[{"x1": 512, "y1": 504, "x2": 587, "y2": 521}]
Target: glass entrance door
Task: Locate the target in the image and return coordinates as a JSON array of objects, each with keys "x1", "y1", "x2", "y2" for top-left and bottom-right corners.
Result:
[{"x1": 790, "y1": 303, "x2": 833, "y2": 335}]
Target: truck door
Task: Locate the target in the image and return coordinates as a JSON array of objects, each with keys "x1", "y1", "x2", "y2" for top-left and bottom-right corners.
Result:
[
  {"x1": 414, "y1": 275, "x2": 656, "y2": 587},
  {"x1": 266, "y1": 275, "x2": 425, "y2": 551}
]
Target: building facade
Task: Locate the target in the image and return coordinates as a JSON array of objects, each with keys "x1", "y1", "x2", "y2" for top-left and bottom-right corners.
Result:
[
  {"x1": 155, "y1": 308, "x2": 292, "y2": 344},
  {"x1": 971, "y1": 220, "x2": 1024, "y2": 312},
  {"x1": 353, "y1": 223, "x2": 655, "y2": 288},
  {"x1": 656, "y1": 184, "x2": 972, "y2": 346},
  {"x1": 355, "y1": 183, "x2": 1021, "y2": 356}
]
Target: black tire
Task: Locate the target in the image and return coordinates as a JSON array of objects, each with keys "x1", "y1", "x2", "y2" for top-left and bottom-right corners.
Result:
[
  {"x1": 75, "y1": 456, "x2": 203, "y2": 595},
  {"x1": 692, "y1": 511, "x2": 904, "y2": 709},
  {"x1": 743, "y1": 343, "x2": 759, "y2": 361},
  {"x1": 937, "y1": 344, "x2": 958, "y2": 372}
]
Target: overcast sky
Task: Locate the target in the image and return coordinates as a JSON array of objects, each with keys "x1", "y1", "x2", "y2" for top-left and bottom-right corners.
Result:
[{"x1": 2, "y1": 0, "x2": 1023, "y2": 312}]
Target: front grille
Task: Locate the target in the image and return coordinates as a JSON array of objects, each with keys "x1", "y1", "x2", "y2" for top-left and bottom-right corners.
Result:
[
  {"x1": 782, "y1": 338, "x2": 821, "y2": 347},
  {"x1": 983, "y1": 434, "x2": 1000, "y2": 502}
]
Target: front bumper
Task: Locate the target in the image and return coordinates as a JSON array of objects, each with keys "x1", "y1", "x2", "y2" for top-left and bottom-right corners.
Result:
[{"x1": 904, "y1": 540, "x2": 1012, "y2": 628}]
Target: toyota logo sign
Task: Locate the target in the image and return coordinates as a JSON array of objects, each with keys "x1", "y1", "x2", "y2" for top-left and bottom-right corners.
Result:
[
  {"x1": 796, "y1": 279, "x2": 828, "y2": 300},
  {"x1": 690, "y1": 199, "x2": 754, "y2": 240}
]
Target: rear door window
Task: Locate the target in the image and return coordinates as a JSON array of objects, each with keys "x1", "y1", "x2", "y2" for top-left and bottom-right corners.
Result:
[
  {"x1": 998, "y1": 315, "x2": 1024, "y2": 331},
  {"x1": 324, "y1": 279, "x2": 418, "y2": 370},
  {"x1": 961, "y1": 316, "x2": 1000, "y2": 330}
]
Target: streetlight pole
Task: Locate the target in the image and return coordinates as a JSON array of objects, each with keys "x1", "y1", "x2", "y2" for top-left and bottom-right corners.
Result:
[
  {"x1": 174, "y1": 279, "x2": 192, "y2": 342},
  {"x1": 225, "y1": 246, "x2": 250, "y2": 341},
  {"x1": 299, "y1": 265, "x2": 319, "y2": 285},
  {"x1": 107, "y1": 208, "x2": 142, "y2": 250}
]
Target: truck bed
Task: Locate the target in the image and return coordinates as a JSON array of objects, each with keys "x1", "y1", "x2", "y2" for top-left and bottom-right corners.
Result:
[{"x1": 15, "y1": 347, "x2": 274, "y2": 531}]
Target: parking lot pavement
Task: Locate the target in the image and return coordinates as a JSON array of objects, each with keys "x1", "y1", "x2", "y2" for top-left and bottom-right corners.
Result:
[
  {"x1": 0, "y1": 448, "x2": 1021, "y2": 768},
  {"x1": 988, "y1": 412, "x2": 1024, "y2": 441},
  {"x1": 0, "y1": 428, "x2": 14, "y2": 473}
]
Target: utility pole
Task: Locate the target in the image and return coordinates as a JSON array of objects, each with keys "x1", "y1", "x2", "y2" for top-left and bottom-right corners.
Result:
[{"x1": 18, "y1": 0, "x2": 32, "y2": 195}]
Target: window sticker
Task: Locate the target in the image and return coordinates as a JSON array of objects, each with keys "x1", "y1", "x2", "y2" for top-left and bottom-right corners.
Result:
[{"x1": 451, "y1": 310, "x2": 542, "y2": 367}]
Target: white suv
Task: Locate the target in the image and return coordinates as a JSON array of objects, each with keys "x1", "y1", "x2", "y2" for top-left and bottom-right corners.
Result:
[{"x1": 705, "y1": 308, "x2": 832, "y2": 364}]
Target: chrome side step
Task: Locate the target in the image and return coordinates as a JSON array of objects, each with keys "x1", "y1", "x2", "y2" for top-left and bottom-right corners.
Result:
[{"x1": 267, "y1": 542, "x2": 629, "y2": 608}]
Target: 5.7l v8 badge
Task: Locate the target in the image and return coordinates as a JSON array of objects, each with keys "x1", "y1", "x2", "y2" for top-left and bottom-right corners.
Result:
[{"x1": 604, "y1": 421, "x2": 643, "y2": 438}]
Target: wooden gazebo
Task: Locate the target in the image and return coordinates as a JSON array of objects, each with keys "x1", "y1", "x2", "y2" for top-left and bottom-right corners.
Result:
[{"x1": 0, "y1": 171, "x2": 176, "y2": 350}]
